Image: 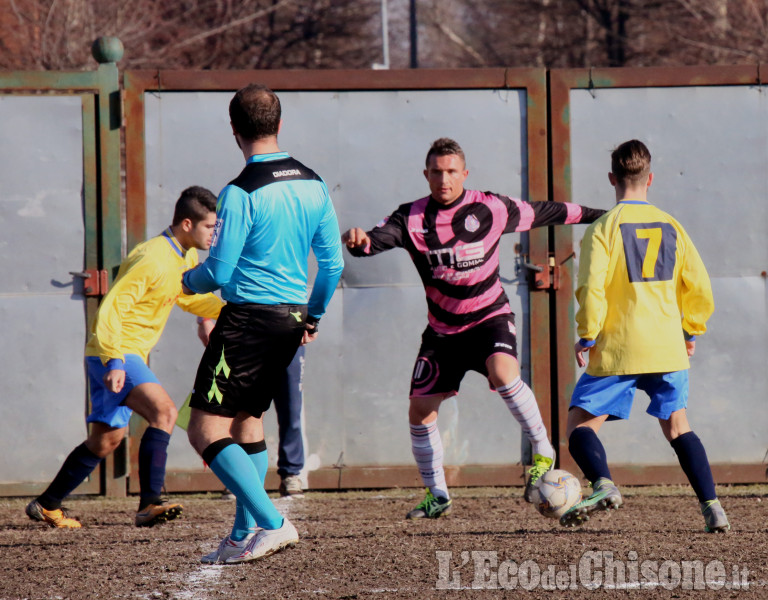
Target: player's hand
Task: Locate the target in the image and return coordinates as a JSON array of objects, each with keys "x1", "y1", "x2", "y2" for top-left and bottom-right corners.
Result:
[
  {"x1": 574, "y1": 341, "x2": 589, "y2": 368},
  {"x1": 182, "y1": 282, "x2": 193, "y2": 295},
  {"x1": 301, "y1": 317, "x2": 319, "y2": 346},
  {"x1": 685, "y1": 340, "x2": 695, "y2": 357},
  {"x1": 197, "y1": 318, "x2": 215, "y2": 346},
  {"x1": 341, "y1": 227, "x2": 370, "y2": 249},
  {"x1": 301, "y1": 329, "x2": 318, "y2": 346},
  {"x1": 103, "y1": 369, "x2": 126, "y2": 393}
]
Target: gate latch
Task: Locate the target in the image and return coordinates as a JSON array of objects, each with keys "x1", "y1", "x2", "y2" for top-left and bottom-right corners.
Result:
[{"x1": 522, "y1": 257, "x2": 559, "y2": 290}]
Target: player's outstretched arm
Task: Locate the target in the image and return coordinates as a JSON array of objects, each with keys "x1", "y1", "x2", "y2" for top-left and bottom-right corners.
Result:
[
  {"x1": 343, "y1": 210, "x2": 408, "y2": 257},
  {"x1": 342, "y1": 227, "x2": 370, "y2": 250}
]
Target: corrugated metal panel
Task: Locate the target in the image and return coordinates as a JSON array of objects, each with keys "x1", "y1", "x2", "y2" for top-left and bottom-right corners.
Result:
[
  {"x1": 550, "y1": 67, "x2": 767, "y2": 482},
  {"x1": 0, "y1": 60, "x2": 123, "y2": 496},
  {"x1": 139, "y1": 87, "x2": 536, "y2": 482},
  {"x1": 0, "y1": 96, "x2": 89, "y2": 484}
]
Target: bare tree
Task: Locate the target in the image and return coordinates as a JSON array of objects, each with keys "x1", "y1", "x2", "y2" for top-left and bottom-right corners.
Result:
[
  {"x1": 4, "y1": 0, "x2": 768, "y2": 71},
  {"x1": 0, "y1": 0, "x2": 380, "y2": 70}
]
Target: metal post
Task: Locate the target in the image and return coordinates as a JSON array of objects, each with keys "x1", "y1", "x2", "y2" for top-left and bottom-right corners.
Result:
[
  {"x1": 373, "y1": 0, "x2": 390, "y2": 69},
  {"x1": 410, "y1": 0, "x2": 418, "y2": 68}
]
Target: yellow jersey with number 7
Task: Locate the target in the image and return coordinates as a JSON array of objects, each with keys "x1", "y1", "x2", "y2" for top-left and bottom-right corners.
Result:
[{"x1": 575, "y1": 200, "x2": 714, "y2": 376}]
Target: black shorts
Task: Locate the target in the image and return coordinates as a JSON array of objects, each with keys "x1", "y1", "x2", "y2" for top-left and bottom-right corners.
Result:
[
  {"x1": 409, "y1": 313, "x2": 518, "y2": 398},
  {"x1": 190, "y1": 303, "x2": 307, "y2": 418}
]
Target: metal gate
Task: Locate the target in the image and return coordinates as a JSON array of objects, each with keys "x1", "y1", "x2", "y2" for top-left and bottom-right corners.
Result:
[
  {"x1": 0, "y1": 57, "x2": 123, "y2": 496},
  {"x1": 1, "y1": 56, "x2": 764, "y2": 497},
  {"x1": 122, "y1": 68, "x2": 554, "y2": 492},
  {"x1": 549, "y1": 66, "x2": 767, "y2": 484}
]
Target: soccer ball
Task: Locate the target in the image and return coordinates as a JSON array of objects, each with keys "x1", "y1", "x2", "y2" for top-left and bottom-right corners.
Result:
[{"x1": 535, "y1": 469, "x2": 582, "y2": 519}]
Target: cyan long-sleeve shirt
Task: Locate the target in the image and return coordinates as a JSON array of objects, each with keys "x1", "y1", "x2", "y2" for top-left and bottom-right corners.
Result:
[{"x1": 183, "y1": 152, "x2": 344, "y2": 319}]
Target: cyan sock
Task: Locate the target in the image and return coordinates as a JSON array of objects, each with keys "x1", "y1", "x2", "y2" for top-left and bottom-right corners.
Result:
[{"x1": 204, "y1": 439, "x2": 283, "y2": 531}]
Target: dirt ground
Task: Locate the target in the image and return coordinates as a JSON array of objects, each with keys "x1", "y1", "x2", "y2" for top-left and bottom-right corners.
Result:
[{"x1": 1, "y1": 485, "x2": 766, "y2": 600}]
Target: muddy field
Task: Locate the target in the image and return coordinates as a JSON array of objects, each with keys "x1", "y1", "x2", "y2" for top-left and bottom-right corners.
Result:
[{"x1": 1, "y1": 485, "x2": 766, "y2": 599}]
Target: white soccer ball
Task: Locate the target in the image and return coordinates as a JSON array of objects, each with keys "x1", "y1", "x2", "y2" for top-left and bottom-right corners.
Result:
[{"x1": 535, "y1": 469, "x2": 582, "y2": 519}]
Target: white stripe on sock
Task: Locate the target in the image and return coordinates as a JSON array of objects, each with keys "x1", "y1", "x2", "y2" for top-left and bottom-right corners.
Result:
[
  {"x1": 497, "y1": 377, "x2": 554, "y2": 459},
  {"x1": 410, "y1": 421, "x2": 449, "y2": 499}
]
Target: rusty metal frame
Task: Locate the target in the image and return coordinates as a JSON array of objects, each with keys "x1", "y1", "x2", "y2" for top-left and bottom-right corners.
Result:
[
  {"x1": 122, "y1": 68, "x2": 551, "y2": 492},
  {"x1": 549, "y1": 65, "x2": 765, "y2": 484},
  {"x1": 0, "y1": 64, "x2": 123, "y2": 497}
]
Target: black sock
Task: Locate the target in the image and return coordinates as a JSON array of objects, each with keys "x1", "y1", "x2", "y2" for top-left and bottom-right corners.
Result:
[
  {"x1": 38, "y1": 443, "x2": 102, "y2": 510},
  {"x1": 568, "y1": 427, "x2": 612, "y2": 484},
  {"x1": 670, "y1": 431, "x2": 716, "y2": 503},
  {"x1": 138, "y1": 427, "x2": 171, "y2": 510}
]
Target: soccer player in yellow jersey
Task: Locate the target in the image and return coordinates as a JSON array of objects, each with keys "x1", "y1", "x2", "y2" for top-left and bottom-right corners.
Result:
[
  {"x1": 26, "y1": 187, "x2": 224, "y2": 529},
  {"x1": 560, "y1": 140, "x2": 729, "y2": 533}
]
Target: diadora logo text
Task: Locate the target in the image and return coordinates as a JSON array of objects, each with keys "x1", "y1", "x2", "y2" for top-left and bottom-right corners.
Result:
[
  {"x1": 273, "y1": 169, "x2": 301, "y2": 178},
  {"x1": 211, "y1": 218, "x2": 223, "y2": 248}
]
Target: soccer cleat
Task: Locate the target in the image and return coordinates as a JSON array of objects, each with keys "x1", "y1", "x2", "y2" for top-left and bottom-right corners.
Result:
[
  {"x1": 524, "y1": 453, "x2": 555, "y2": 503},
  {"x1": 405, "y1": 489, "x2": 452, "y2": 519},
  {"x1": 25, "y1": 500, "x2": 82, "y2": 529},
  {"x1": 225, "y1": 518, "x2": 299, "y2": 564},
  {"x1": 701, "y1": 499, "x2": 730, "y2": 533},
  {"x1": 135, "y1": 501, "x2": 183, "y2": 527},
  {"x1": 559, "y1": 477, "x2": 622, "y2": 527},
  {"x1": 201, "y1": 533, "x2": 255, "y2": 564},
  {"x1": 279, "y1": 475, "x2": 304, "y2": 498}
]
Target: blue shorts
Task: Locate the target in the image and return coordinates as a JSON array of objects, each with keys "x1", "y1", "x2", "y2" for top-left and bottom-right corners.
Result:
[
  {"x1": 570, "y1": 371, "x2": 689, "y2": 421},
  {"x1": 85, "y1": 355, "x2": 160, "y2": 428}
]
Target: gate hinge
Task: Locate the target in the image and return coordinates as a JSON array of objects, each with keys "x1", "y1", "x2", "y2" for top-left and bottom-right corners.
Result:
[{"x1": 69, "y1": 269, "x2": 110, "y2": 296}]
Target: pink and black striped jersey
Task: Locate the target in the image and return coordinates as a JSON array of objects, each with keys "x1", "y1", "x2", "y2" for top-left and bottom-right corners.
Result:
[{"x1": 349, "y1": 190, "x2": 605, "y2": 334}]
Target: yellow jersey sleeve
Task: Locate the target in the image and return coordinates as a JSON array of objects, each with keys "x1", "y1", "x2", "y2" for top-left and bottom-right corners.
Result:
[
  {"x1": 176, "y1": 291, "x2": 224, "y2": 319},
  {"x1": 177, "y1": 247, "x2": 224, "y2": 318},
  {"x1": 679, "y1": 230, "x2": 714, "y2": 337},
  {"x1": 88, "y1": 250, "x2": 162, "y2": 365},
  {"x1": 575, "y1": 219, "x2": 611, "y2": 344}
]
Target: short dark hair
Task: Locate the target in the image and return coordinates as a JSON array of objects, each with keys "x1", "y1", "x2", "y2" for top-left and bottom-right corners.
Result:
[
  {"x1": 425, "y1": 137, "x2": 466, "y2": 168},
  {"x1": 229, "y1": 84, "x2": 281, "y2": 141},
  {"x1": 172, "y1": 186, "x2": 217, "y2": 226},
  {"x1": 611, "y1": 139, "x2": 651, "y2": 186}
]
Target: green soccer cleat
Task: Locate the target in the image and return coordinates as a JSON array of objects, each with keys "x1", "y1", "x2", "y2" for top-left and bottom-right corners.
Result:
[
  {"x1": 701, "y1": 499, "x2": 730, "y2": 533},
  {"x1": 406, "y1": 489, "x2": 452, "y2": 519},
  {"x1": 559, "y1": 477, "x2": 622, "y2": 527},
  {"x1": 524, "y1": 453, "x2": 555, "y2": 503}
]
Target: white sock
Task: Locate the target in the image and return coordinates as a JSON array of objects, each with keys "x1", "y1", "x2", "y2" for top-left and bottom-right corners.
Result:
[
  {"x1": 410, "y1": 421, "x2": 449, "y2": 499},
  {"x1": 497, "y1": 377, "x2": 555, "y2": 460}
]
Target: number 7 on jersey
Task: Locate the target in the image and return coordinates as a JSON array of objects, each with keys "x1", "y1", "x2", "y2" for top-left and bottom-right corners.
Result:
[{"x1": 619, "y1": 222, "x2": 678, "y2": 282}]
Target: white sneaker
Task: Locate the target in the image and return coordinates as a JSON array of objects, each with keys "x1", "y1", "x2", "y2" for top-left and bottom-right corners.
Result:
[
  {"x1": 201, "y1": 533, "x2": 255, "y2": 564},
  {"x1": 225, "y1": 518, "x2": 298, "y2": 564},
  {"x1": 279, "y1": 475, "x2": 304, "y2": 498}
]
